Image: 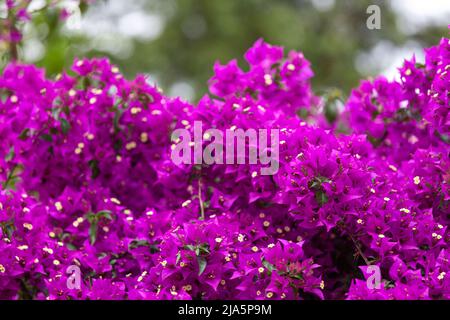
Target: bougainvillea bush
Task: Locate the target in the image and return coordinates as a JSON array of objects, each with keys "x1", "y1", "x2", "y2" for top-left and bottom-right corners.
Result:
[{"x1": 1, "y1": 4, "x2": 449, "y2": 300}]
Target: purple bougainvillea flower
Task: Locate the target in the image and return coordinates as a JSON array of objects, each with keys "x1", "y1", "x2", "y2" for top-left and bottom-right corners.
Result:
[{"x1": 0, "y1": 37, "x2": 448, "y2": 300}]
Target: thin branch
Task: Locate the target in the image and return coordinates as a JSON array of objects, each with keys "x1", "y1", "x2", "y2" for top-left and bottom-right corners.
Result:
[
  {"x1": 6, "y1": 5, "x2": 18, "y2": 62},
  {"x1": 9, "y1": 29, "x2": 19, "y2": 62},
  {"x1": 348, "y1": 233, "x2": 371, "y2": 266},
  {"x1": 198, "y1": 178, "x2": 205, "y2": 220}
]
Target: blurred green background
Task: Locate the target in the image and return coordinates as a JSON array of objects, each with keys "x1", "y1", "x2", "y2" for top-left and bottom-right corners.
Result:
[{"x1": 2, "y1": 0, "x2": 449, "y2": 101}]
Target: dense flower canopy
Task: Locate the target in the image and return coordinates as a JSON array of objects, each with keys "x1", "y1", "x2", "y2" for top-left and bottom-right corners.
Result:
[{"x1": 0, "y1": 35, "x2": 448, "y2": 300}]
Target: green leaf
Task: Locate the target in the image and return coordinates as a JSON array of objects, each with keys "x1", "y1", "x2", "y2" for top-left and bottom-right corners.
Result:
[
  {"x1": 51, "y1": 107, "x2": 61, "y2": 119},
  {"x1": 324, "y1": 99, "x2": 339, "y2": 124},
  {"x1": 88, "y1": 159, "x2": 100, "y2": 179},
  {"x1": 113, "y1": 139, "x2": 122, "y2": 152},
  {"x1": 2, "y1": 164, "x2": 21, "y2": 190},
  {"x1": 0, "y1": 220, "x2": 16, "y2": 239},
  {"x1": 96, "y1": 210, "x2": 113, "y2": 220},
  {"x1": 384, "y1": 280, "x2": 395, "y2": 289},
  {"x1": 184, "y1": 245, "x2": 196, "y2": 251},
  {"x1": 198, "y1": 243, "x2": 211, "y2": 254},
  {"x1": 315, "y1": 190, "x2": 329, "y2": 206},
  {"x1": 19, "y1": 128, "x2": 30, "y2": 140},
  {"x1": 309, "y1": 180, "x2": 320, "y2": 189},
  {"x1": 149, "y1": 244, "x2": 160, "y2": 254},
  {"x1": 290, "y1": 274, "x2": 304, "y2": 280},
  {"x1": 436, "y1": 131, "x2": 450, "y2": 144},
  {"x1": 256, "y1": 201, "x2": 273, "y2": 208},
  {"x1": 3, "y1": 175, "x2": 19, "y2": 190},
  {"x1": 60, "y1": 118, "x2": 71, "y2": 135},
  {"x1": 262, "y1": 259, "x2": 276, "y2": 273},
  {"x1": 296, "y1": 108, "x2": 309, "y2": 120},
  {"x1": 113, "y1": 108, "x2": 123, "y2": 133},
  {"x1": 89, "y1": 221, "x2": 98, "y2": 245},
  {"x1": 138, "y1": 92, "x2": 154, "y2": 105},
  {"x1": 82, "y1": 77, "x2": 91, "y2": 90},
  {"x1": 40, "y1": 134, "x2": 53, "y2": 142},
  {"x1": 128, "y1": 239, "x2": 150, "y2": 250},
  {"x1": 86, "y1": 212, "x2": 96, "y2": 224},
  {"x1": 415, "y1": 62, "x2": 425, "y2": 69},
  {"x1": 197, "y1": 256, "x2": 207, "y2": 276},
  {"x1": 98, "y1": 252, "x2": 108, "y2": 259},
  {"x1": 5, "y1": 147, "x2": 14, "y2": 162},
  {"x1": 66, "y1": 243, "x2": 77, "y2": 251},
  {"x1": 185, "y1": 243, "x2": 210, "y2": 256}
]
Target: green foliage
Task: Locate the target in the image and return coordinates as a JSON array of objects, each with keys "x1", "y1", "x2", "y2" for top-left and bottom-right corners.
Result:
[{"x1": 1, "y1": 0, "x2": 448, "y2": 101}]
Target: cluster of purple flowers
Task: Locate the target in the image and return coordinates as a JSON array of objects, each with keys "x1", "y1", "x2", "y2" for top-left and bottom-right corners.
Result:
[{"x1": 0, "y1": 35, "x2": 448, "y2": 299}]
